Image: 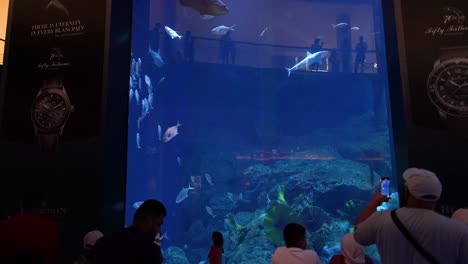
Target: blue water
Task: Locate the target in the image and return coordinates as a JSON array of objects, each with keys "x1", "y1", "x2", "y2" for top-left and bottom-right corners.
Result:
[{"x1": 126, "y1": 0, "x2": 397, "y2": 263}]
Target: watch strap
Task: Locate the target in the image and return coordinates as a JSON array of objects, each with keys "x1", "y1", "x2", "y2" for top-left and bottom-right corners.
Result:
[
  {"x1": 38, "y1": 133, "x2": 60, "y2": 152},
  {"x1": 439, "y1": 46, "x2": 468, "y2": 61}
]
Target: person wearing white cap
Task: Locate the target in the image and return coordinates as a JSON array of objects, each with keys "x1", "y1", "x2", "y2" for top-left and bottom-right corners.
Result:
[
  {"x1": 74, "y1": 230, "x2": 104, "y2": 264},
  {"x1": 83, "y1": 230, "x2": 104, "y2": 249},
  {"x1": 353, "y1": 168, "x2": 468, "y2": 264},
  {"x1": 329, "y1": 233, "x2": 374, "y2": 264},
  {"x1": 329, "y1": 233, "x2": 373, "y2": 264}
]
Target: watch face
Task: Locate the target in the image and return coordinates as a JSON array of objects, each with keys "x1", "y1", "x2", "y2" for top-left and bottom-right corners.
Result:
[
  {"x1": 31, "y1": 89, "x2": 71, "y2": 132},
  {"x1": 428, "y1": 59, "x2": 468, "y2": 117}
]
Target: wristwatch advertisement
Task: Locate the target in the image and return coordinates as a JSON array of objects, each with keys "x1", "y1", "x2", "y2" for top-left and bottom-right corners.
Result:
[
  {"x1": 397, "y1": 0, "x2": 468, "y2": 211},
  {"x1": 399, "y1": 1, "x2": 468, "y2": 137},
  {"x1": 0, "y1": 0, "x2": 106, "y2": 149},
  {"x1": 31, "y1": 78, "x2": 74, "y2": 151},
  {"x1": 427, "y1": 47, "x2": 468, "y2": 141}
]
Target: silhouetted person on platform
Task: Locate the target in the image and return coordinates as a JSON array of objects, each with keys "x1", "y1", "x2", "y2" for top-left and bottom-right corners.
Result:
[
  {"x1": 354, "y1": 36, "x2": 368, "y2": 74},
  {"x1": 150, "y1": 23, "x2": 162, "y2": 51},
  {"x1": 310, "y1": 38, "x2": 324, "y2": 71},
  {"x1": 184, "y1": 31, "x2": 194, "y2": 63},
  {"x1": 220, "y1": 31, "x2": 235, "y2": 65},
  {"x1": 310, "y1": 38, "x2": 323, "y2": 53},
  {"x1": 93, "y1": 200, "x2": 167, "y2": 264},
  {"x1": 329, "y1": 49, "x2": 339, "y2": 73}
]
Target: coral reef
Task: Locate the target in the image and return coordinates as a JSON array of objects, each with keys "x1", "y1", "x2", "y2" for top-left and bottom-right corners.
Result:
[{"x1": 164, "y1": 246, "x2": 190, "y2": 264}]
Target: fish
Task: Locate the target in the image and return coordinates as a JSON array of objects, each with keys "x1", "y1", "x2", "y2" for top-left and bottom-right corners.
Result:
[
  {"x1": 129, "y1": 76, "x2": 134, "y2": 89},
  {"x1": 154, "y1": 231, "x2": 169, "y2": 246},
  {"x1": 158, "y1": 125, "x2": 162, "y2": 141},
  {"x1": 200, "y1": 15, "x2": 215, "y2": 20},
  {"x1": 180, "y1": 0, "x2": 229, "y2": 17},
  {"x1": 332, "y1": 23, "x2": 349, "y2": 28},
  {"x1": 227, "y1": 192, "x2": 234, "y2": 202},
  {"x1": 191, "y1": 176, "x2": 196, "y2": 183},
  {"x1": 260, "y1": 27, "x2": 269, "y2": 37},
  {"x1": 133, "y1": 201, "x2": 144, "y2": 209},
  {"x1": 138, "y1": 77, "x2": 143, "y2": 91},
  {"x1": 145, "y1": 98, "x2": 150, "y2": 113},
  {"x1": 351, "y1": 27, "x2": 360, "y2": 31},
  {"x1": 177, "y1": 156, "x2": 182, "y2": 166},
  {"x1": 137, "y1": 117, "x2": 142, "y2": 131},
  {"x1": 155, "y1": 231, "x2": 169, "y2": 241},
  {"x1": 136, "y1": 133, "x2": 141, "y2": 148},
  {"x1": 148, "y1": 93, "x2": 154, "y2": 109},
  {"x1": 46, "y1": 0, "x2": 70, "y2": 17},
  {"x1": 205, "y1": 173, "x2": 214, "y2": 186},
  {"x1": 157, "y1": 77, "x2": 165, "y2": 86},
  {"x1": 176, "y1": 183, "x2": 194, "y2": 203},
  {"x1": 164, "y1": 26, "x2": 182, "y2": 40},
  {"x1": 163, "y1": 121, "x2": 182, "y2": 143},
  {"x1": 205, "y1": 206, "x2": 216, "y2": 218},
  {"x1": 141, "y1": 98, "x2": 147, "y2": 114},
  {"x1": 285, "y1": 51, "x2": 329, "y2": 77},
  {"x1": 145, "y1": 75, "x2": 152, "y2": 87},
  {"x1": 148, "y1": 47, "x2": 165, "y2": 68},
  {"x1": 211, "y1": 24, "x2": 235, "y2": 35},
  {"x1": 129, "y1": 89, "x2": 134, "y2": 104},
  {"x1": 136, "y1": 58, "x2": 142, "y2": 77},
  {"x1": 143, "y1": 98, "x2": 150, "y2": 114},
  {"x1": 239, "y1": 192, "x2": 243, "y2": 200},
  {"x1": 130, "y1": 59, "x2": 136, "y2": 77}
]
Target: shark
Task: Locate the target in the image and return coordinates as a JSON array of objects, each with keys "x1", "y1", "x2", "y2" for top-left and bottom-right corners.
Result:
[
  {"x1": 285, "y1": 51, "x2": 329, "y2": 77},
  {"x1": 164, "y1": 26, "x2": 182, "y2": 40}
]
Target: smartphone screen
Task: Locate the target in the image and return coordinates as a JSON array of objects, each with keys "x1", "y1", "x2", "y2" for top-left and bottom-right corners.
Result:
[{"x1": 381, "y1": 177, "x2": 390, "y2": 196}]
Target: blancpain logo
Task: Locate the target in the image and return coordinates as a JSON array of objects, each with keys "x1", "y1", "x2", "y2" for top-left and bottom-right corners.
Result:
[
  {"x1": 425, "y1": 6, "x2": 468, "y2": 36},
  {"x1": 46, "y1": 0, "x2": 70, "y2": 17},
  {"x1": 37, "y1": 48, "x2": 71, "y2": 70}
]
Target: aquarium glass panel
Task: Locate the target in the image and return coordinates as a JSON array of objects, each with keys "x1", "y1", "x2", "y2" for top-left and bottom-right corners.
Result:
[{"x1": 126, "y1": 0, "x2": 398, "y2": 263}]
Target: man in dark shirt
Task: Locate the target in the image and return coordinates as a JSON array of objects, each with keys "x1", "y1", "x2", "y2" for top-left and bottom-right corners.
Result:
[
  {"x1": 354, "y1": 36, "x2": 368, "y2": 73},
  {"x1": 93, "y1": 200, "x2": 166, "y2": 264}
]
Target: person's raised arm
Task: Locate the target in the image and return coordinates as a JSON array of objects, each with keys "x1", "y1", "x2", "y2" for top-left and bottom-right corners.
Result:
[{"x1": 355, "y1": 188, "x2": 389, "y2": 226}]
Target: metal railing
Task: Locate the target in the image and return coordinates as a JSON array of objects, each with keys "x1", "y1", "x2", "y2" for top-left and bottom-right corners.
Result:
[{"x1": 158, "y1": 34, "x2": 379, "y2": 74}]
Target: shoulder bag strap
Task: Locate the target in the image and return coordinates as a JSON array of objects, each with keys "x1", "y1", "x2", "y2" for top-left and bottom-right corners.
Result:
[{"x1": 390, "y1": 209, "x2": 439, "y2": 264}]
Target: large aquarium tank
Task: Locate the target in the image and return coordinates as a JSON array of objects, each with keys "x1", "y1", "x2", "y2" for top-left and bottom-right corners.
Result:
[{"x1": 126, "y1": 0, "x2": 399, "y2": 263}]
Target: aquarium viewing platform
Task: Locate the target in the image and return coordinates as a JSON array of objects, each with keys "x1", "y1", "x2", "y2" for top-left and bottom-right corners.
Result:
[{"x1": 150, "y1": 34, "x2": 382, "y2": 75}]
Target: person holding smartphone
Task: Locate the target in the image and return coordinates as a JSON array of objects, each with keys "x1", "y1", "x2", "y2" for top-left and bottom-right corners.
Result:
[{"x1": 353, "y1": 168, "x2": 468, "y2": 264}]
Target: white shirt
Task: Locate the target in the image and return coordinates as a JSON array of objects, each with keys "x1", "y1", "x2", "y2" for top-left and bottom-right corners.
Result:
[
  {"x1": 354, "y1": 208, "x2": 468, "y2": 264},
  {"x1": 271, "y1": 247, "x2": 322, "y2": 264}
]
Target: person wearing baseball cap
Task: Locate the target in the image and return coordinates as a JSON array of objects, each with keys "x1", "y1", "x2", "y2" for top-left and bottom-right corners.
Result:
[
  {"x1": 74, "y1": 230, "x2": 104, "y2": 264},
  {"x1": 353, "y1": 168, "x2": 468, "y2": 264}
]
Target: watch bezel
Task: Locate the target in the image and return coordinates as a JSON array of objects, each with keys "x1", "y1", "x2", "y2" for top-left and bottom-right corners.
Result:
[
  {"x1": 31, "y1": 87, "x2": 73, "y2": 133},
  {"x1": 427, "y1": 58, "x2": 468, "y2": 118}
]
